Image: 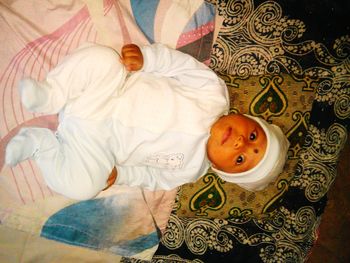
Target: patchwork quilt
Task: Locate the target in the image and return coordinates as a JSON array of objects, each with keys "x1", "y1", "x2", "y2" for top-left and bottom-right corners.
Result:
[{"x1": 0, "y1": 0, "x2": 216, "y2": 261}]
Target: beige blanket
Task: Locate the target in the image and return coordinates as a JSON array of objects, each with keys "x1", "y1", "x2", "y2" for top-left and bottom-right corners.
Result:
[{"x1": 0, "y1": 0, "x2": 217, "y2": 261}]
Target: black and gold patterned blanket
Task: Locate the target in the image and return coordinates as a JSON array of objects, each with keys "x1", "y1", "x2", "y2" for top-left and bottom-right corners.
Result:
[{"x1": 125, "y1": 0, "x2": 349, "y2": 262}]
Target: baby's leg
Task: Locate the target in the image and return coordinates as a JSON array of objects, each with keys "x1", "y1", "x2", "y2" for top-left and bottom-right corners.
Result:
[
  {"x1": 20, "y1": 44, "x2": 126, "y2": 116},
  {"x1": 6, "y1": 125, "x2": 114, "y2": 200},
  {"x1": 5, "y1": 128, "x2": 53, "y2": 167}
]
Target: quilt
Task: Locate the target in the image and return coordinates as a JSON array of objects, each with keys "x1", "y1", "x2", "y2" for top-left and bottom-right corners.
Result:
[{"x1": 0, "y1": 0, "x2": 217, "y2": 261}]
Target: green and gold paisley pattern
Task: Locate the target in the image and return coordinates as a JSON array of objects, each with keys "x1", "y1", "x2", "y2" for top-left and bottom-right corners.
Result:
[
  {"x1": 179, "y1": 73, "x2": 313, "y2": 218},
  {"x1": 189, "y1": 173, "x2": 226, "y2": 216},
  {"x1": 178, "y1": 0, "x2": 349, "y2": 219},
  {"x1": 148, "y1": 0, "x2": 349, "y2": 262},
  {"x1": 286, "y1": 111, "x2": 311, "y2": 159},
  {"x1": 250, "y1": 75, "x2": 288, "y2": 120}
]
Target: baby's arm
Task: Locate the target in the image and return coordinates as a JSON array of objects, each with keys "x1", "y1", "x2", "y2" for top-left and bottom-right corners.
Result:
[
  {"x1": 140, "y1": 44, "x2": 229, "y2": 116},
  {"x1": 114, "y1": 165, "x2": 207, "y2": 191},
  {"x1": 141, "y1": 44, "x2": 224, "y2": 90}
]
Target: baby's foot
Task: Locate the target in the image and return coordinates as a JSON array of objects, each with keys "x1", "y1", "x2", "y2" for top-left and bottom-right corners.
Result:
[
  {"x1": 5, "y1": 128, "x2": 44, "y2": 166},
  {"x1": 19, "y1": 78, "x2": 49, "y2": 112}
]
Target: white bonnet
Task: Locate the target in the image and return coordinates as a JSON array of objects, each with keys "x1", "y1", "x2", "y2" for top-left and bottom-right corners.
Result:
[{"x1": 212, "y1": 115, "x2": 290, "y2": 191}]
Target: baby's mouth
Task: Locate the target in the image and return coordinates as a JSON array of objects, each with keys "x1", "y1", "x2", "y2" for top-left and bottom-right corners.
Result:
[{"x1": 221, "y1": 127, "x2": 232, "y2": 145}]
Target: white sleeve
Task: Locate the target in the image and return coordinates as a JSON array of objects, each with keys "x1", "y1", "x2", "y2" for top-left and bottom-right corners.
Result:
[
  {"x1": 140, "y1": 44, "x2": 230, "y2": 127},
  {"x1": 141, "y1": 43, "x2": 229, "y2": 96},
  {"x1": 115, "y1": 163, "x2": 209, "y2": 191}
]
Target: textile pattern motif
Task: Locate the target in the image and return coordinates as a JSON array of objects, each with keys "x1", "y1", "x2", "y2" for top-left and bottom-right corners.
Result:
[
  {"x1": 178, "y1": 74, "x2": 313, "y2": 218},
  {"x1": 150, "y1": 0, "x2": 350, "y2": 262}
]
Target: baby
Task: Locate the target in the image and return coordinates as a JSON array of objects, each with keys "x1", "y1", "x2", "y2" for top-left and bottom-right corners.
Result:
[{"x1": 5, "y1": 43, "x2": 289, "y2": 200}]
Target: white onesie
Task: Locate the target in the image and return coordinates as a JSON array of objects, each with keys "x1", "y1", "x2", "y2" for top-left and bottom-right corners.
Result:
[{"x1": 6, "y1": 43, "x2": 229, "y2": 200}]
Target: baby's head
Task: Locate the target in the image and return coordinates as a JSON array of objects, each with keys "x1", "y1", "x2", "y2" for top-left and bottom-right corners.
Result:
[{"x1": 207, "y1": 114, "x2": 290, "y2": 191}]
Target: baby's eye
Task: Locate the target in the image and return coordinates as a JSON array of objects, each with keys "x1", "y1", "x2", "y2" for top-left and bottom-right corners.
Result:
[
  {"x1": 236, "y1": 155, "x2": 245, "y2": 165},
  {"x1": 249, "y1": 131, "x2": 257, "y2": 141}
]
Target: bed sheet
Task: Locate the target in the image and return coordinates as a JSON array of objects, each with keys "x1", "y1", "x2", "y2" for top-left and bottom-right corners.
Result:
[{"x1": 0, "y1": 0, "x2": 217, "y2": 261}]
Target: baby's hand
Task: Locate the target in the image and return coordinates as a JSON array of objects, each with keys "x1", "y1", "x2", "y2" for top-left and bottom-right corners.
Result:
[
  {"x1": 103, "y1": 167, "x2": 118, "y2": 191},
  {"x1": 121, "y1": 44, "x2": 144, "y2": 72}
]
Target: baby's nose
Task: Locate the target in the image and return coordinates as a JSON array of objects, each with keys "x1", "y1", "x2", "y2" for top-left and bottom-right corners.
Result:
[{"x1": 233, "y1": 135, "x2": 245, "y2": 148}]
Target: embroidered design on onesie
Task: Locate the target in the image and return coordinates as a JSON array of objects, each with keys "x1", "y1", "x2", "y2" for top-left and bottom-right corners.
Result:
[{"x1": 145, "y1": 153, "x2": 184, "y2": 169}]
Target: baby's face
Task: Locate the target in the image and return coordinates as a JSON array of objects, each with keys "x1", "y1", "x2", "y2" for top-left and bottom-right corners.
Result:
[{"x1": 207, "y1": 114, "x2": 267, "y2": 173}]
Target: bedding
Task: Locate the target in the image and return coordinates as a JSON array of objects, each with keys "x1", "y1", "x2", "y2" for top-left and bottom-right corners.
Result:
[
  {"x1": 0, "y1": 0, "x2": 349, "y2": 262},
  {"x1": 151, "y1": 0, "x2": 350, "y2": 262},
  {"x1": 0, "y1": 0, "x2": 216, "y2": 261}
]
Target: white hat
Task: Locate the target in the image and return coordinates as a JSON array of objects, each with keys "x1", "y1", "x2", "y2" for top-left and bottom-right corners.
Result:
[{"x1": 212, "y1": 115, "x2": 290, "y2": 191}]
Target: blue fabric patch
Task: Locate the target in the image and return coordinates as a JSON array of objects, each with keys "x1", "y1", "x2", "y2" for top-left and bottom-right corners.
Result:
[
  {"x1": 183, "y1": 2, "x2": 215, "y2": 32},
  {"x1": 41, "y1": 196, "x2": 159, "y2": 256},
  {"x1": 131, "y1": 0, "x2": 160, "y2": 43}
]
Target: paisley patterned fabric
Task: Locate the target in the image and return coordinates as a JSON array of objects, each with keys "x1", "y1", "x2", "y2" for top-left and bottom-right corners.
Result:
[
  {"x1": 178, "y1": 74, "x2": 314, "y2": 218},
  {"x1": 126, "y1": 0, "x2": 349, "y2": 262}
]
